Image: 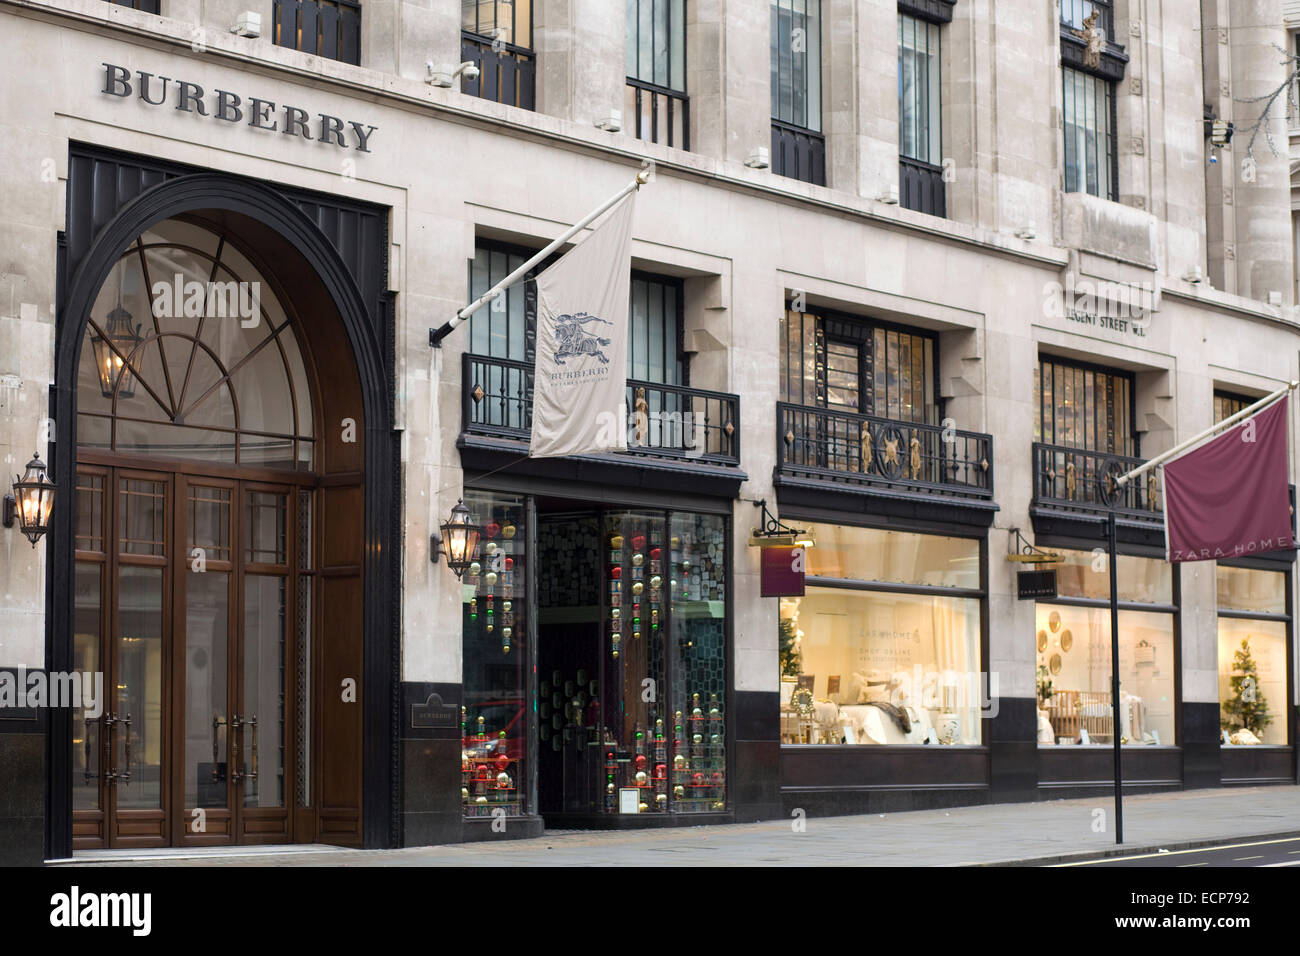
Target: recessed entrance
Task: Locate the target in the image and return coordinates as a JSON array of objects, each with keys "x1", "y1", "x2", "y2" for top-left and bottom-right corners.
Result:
[{"x1": 69, "y1": 214, "x2": 365, "y2": 848}]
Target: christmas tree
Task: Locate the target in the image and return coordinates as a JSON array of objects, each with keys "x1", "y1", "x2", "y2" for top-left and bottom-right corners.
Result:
[
  {"x1": 1221, "y1": 636, "x2": 1272, "y2": 736},
  {"x1": 779, "y1": 617, "x2": 801, "y2": 678}
]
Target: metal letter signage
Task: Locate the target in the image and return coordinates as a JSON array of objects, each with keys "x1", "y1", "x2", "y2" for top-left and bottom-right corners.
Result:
[{"x1": 100, "y1": 62, "x2": 378, "y2": 152}]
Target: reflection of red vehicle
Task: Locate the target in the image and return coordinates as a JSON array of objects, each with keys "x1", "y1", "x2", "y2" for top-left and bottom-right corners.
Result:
[{"x1": 464, "y1": 700, "x2": 526, "y2": 761}]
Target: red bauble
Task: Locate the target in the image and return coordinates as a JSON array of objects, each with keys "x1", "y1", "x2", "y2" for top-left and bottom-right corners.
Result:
[
  {"x1": 650, "y1": 547, "x2": 661, "y2": 560},
  {"x1": 476, "y1": 765, "x2": 490, "y2": 779},
  {"x1": 635, "y1": 754, "x2": 647, "y2": 770},
  {"x1": 485, "y1": 522, "x2": 500, "y2": 539},
  {"x1": 632, "y1": 534, "x2": 646, "y2": 550},
  {"x1": 496, "y1": 754, "x2": 510, "y2": 771},
  {"x1": 692, "y1": 772, "x2": 704, "y2": 784},
  {"x1": 504, "y1": 557, "x2": 514, "y2": 570},
  {"x1": 655, "y1": 764, "x2": 666, "y2": 777},
  {"x1": 610, "y1": 566, "x2": 622, "y2": 579}
]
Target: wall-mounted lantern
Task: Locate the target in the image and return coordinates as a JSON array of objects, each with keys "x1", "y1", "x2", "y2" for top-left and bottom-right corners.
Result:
[
  {"x1": 4, "y1": 453, "x2": 55, "y2": 547},
  {"x1": 431, "y1": 499, "x2": 483, "y2": 578}
]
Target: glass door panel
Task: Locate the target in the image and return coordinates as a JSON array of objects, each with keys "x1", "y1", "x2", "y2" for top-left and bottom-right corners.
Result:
[
  {"x1": 72, "y1": 563, "x2": 102, "y2": 811},
  {"x1": 242, "y1": 573, "x2": 287, "y2": 809},
  {"x1": 115, "y1": 565, "x2": 165, "y2": 809},
  {"x1": 184, "y1": 570, "x2": 230, "y2": 809}
]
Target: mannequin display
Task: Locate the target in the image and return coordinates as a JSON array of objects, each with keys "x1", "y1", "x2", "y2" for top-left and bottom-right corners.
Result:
[{"x1": 1036, "y1": 708, "x2": 1055, "y2": 744}]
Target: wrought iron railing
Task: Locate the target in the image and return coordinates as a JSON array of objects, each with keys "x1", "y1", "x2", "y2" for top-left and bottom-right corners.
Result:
[
  {"x1": 461, "y1": 32, "x2": 536, "y2": 110},
  {"x1": 1031, "y1": 442, "x2": 1161, "y2": 517},
  {"x1": 900, "y1": 156, "x2": 946, "y2": 217},
  {"x1": 272, "y1": 0, "x2": 361, "y2": 65},
  {"x1": 776, "y1": 402, "x2": 993, "y2": 498},
  {"x1": 463, "y1": 353, "x2": 740, "y2": 466},
  {"x1": 625, "y1": 79, "x2": 690, "y2": 150},
  {"x1": 771, "y1": 120, "x2": 827, "y2": 186}
]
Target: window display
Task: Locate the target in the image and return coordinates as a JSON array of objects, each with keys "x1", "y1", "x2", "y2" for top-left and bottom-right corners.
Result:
[
  {"x1": 780, "y1": 524, "x2": 984, "y2": 746},
  {"x1": 1034, "y1": 550, "x2": 1176, "y2": 747},
  {"x1": 461, "y1": 493, "x2": 528, "y2": 818},
  {"x1": 1217, "y1": 567, "x2": 1289, "y2": 746}
]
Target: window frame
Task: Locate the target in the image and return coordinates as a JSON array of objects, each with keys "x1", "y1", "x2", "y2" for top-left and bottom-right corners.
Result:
[
  {"x1": 1034, "y1": 355, "x2": 1136, "y2": 457},
  {"x1": 1061, "y1": 66, "x2": 1118, "y2": 202}
]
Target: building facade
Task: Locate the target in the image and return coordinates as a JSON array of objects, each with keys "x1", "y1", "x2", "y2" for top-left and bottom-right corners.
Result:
[{"x1": 0, "y1": 0, "x2": 1298, "y2": 865}]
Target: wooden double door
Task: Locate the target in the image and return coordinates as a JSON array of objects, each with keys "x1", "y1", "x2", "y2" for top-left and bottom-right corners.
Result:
[{"x1": 72, "y1": 462, "x2": 313, "y2": 848}]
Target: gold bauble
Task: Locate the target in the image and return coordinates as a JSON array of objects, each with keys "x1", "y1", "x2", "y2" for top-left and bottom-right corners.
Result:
[
  {"x1": 632, "y1": 553, "x2": 644, "y2": 567},
  {"x1": 635, "y1": 771, "x2": 648, "y2": 785},
  {"x1": 484, "y1": 571, "x2": 498, "y2": 586},
  {"x1": 610, "y1": 535, "x2": 624, "y2": 549},
  {"x1": 632, "y1": 582, "x2": 644, "y2": 595},
  {"x1": 475, "y1": 796, "x2": 488, "y2": 804},
  {"x1": 461, "y1": 788, "x2": 469, "y2": 801},
  {"x1": 502, "y1": 523, "x2": 517, "y2": 539},
  {"x1": 673, "y1": 785, "x2": 685, "y2": 798},
  {"x1": 638, "y1": 802, "x2": 648, "y2": 813}
]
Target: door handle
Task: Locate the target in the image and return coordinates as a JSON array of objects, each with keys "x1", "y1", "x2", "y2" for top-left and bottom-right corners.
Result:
[
  {"x1": 247, "y1": 714, "x2": 259, "y2": 785},
  {"x1": 100, "y1": 712, "x2": 116, "y2": 784},
  {"x1": 119, "y1": 713, "x2": 132, "y2": 785},
  {"x1": 230, "y1": 713, "x2": 243, "y2": 783}
]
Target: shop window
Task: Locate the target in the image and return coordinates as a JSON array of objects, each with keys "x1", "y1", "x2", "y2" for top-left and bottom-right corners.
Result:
[
  {"x1": 898, "y1": 12, "x2": 944, "y2": 217},
  {"x1": 1034, "y1": 356, "x2": 1135, "y2": 456},
  {"x1": 780, "y1": 523, "x2": 984, "y2": 746},
  {"x1": 461, "y1": 493, "x2": 529, "y2": 818},
  {"x1": 1034, "y1": 549, "x2": 1177, "y2": 747},
  {"x1": 462, "y1": 0, "x2": 536, "y2": 109},
  {"x1": 1213, "y1": 390, "x2": 1253, "y2": 424},
  {"x1": 770, "y1": 0, "x2": 825, "y2": 185},
  {"x1": 272, "y1": 0, "x2": 361, "y2": 66},
  {"x1": 780, "y1": 308, "x2": 939, "y2": 424},
  {"x1": 626, "y1": 0, "x2": 689, "y2": 149},
  {"x1": 1216, "y1": 566, "x2": 1289, "y2": 746}
]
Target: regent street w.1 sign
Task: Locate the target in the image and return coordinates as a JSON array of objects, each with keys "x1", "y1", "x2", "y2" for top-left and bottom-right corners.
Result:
[{"x1": 100, "y1": 63, "x2": 379, "y2": 152}]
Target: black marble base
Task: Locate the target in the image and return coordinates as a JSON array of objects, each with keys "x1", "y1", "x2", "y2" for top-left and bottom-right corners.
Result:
[
  {"x1": 462, "y1": 814, "x2": 545, "y2": 842},
  {"x1": 399, "y1": 682, "x2": 463, "y2": 848},
  {"x1": 989, "y1": 697, "x2": 1039, "y2": 803},
  {"x1": 0, "y1": 692, "x2": 46, "y2": 867},
  {"x1": 731, "y1": 691, "x2": 781, "y2": 822},
  {"x1": 782, "y1": 786, "x2": 989, "y2": 817}
]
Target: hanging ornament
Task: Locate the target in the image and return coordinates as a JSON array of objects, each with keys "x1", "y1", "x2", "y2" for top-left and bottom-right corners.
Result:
[
  {"x1": 610, "y1": 565, "x2": 622, "y2": 580},
  {"x1": 632, "y1": 552, "x2": 644, "y2": 567},
  {"x1": 485, "y1": 521, "x2": 501, "y2": 539},
  {"x1": 469, "y1": 596, "x2": 478, "y2": 622},
  {"x1": 610, "y1": 534, "x2": 624, "y2": 549},
  {"x1": 502, "y1": 523, "x2": 517, "y2": 539},
  {"x1": 632, "y1": 534, "x2": 646, "y2": 551},
  {"x1": 611, "y1": 607, "x2": 620, "y2": 619},
  {"x1": 484, "y1": 541, "x2": 497, "y2": 556},
  {"x1": 635, "y1": 771, "x2": 648, "y2": 786},
  {"x1": 670, "y1": 536, "x2": 680, "y2": 548},
  {"x1": 673, "y1": 784, "x2": 685, "y2": 798},
  {"x1": 469, "y1": 561, "x2": 482, "y2": 577},
  {"x1": 632, "y1": 581, "x2": 644, "y2": 596},
  {"x1": 495, "y1": 753, "x2": 510, "y2": 772},
  {"x1": 650, "y1": 547, "x2": 661, "y2": 561},
  {"x1": 504, "y1": 556, "x2": 514, "y2": 571},
  {"x1": 484, "y1": 571, "x2": 498, "y2": 587},
  {"x1": 650, "y1": 574, "x2": 662, "y2": 589},
  {"x1": 497, "y1": 772, "x2": 511, "y2": 789}
]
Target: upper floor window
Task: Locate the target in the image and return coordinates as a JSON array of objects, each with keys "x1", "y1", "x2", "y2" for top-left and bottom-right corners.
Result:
[
  {"x1": 1214, "y1": 390, "x2": 1254, "y2": 424},
  {"x1": 625, "y1": 0, "x2": 689, "y2": 149},
  {"x1": 1034, "y1": 356, "x2": 1134, "y2": 456},
  {"x1": 1060, "y1": 0, "x2": 1112, "y2": 38},
  {"x1": 1062, "y1": 66, "x2": 1115, "y2": 201},
  {"x1": 781, "y1": 309, "x2": 939, "y2": 425},
  {"x1": 629, "y1": 275, "x2": 685, "y2": 386},
  {"x1": 770, "y1": 0, "x2": 825, "y2": 185},
  {"x1": 106, "y1": 0, "x2": 160, "y2": 11},
  {"x1": 898, "y1": 10, "x2": 944, "y2": 216},
  {"x1": 462, "y1": 0, "x2": 536, "y2": 109},
  {"x1": 272, "y1": 0, "x2": 361, "y2": 66}
]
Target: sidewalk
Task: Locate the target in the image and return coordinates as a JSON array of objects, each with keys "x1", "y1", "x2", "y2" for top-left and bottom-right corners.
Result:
[{"x1": 61, "y1": 786, "x2": 1300, "y2": 867}]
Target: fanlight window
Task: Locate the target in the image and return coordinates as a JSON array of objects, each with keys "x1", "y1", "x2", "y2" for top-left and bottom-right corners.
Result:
[{"x1": 77, "y1": 218, "x2": 315, "y2": 469}]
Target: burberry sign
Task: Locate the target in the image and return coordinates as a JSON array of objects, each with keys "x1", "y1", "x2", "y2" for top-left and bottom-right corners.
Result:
[{"x1": 100, "y1": 63, "x2": 378, "y2": 152}]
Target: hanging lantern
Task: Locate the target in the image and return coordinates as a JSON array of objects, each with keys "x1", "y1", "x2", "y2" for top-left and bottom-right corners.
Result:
[
  {"x1": 5, "y1": 453, "x2": 55, "y2": 548},
  {"x1": 435, "y1": 499, "x2": 483, "y2": 578},
  {"x1": 90, "y1": 303, "x2": 143, "y2": 400}
]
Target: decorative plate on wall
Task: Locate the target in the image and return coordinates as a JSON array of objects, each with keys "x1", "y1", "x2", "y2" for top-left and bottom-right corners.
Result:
[
  {"x1": 1037, "y1": 630, "x2": 1048, "y2": 653},
  {"x1": 1060, "y1": 629, "x2": 1073, "y2": 652},
  {"x1": 1049, "y1": 653, "x2": 1062, "y2": 676},
  {"x1": 1048, "y1": 610, "x2": 1062, "y2": 633}
]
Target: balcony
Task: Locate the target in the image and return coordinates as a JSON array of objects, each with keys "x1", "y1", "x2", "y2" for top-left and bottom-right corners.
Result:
[
  {"x1": 1030, "y1": 443, "x2": 1161, "y2": 520},
  {"x1": 774, "y1": 402, "x2": 994, "y2": 522},
  {"x1": 459, "y1": 354, "x2": 744, "y2": 493},
  {"x1": 461, "y1": 32, "x2": 536, "y2": 110},
  {"x1": 625, "y1": 79, "x2": 689, "y2": 150},
  {"x1": 771, "y1": 120, "x2": 826, "y2": 186},
  {"x1": 899, "y1": 156, "x2": 946, "y2": 218}
]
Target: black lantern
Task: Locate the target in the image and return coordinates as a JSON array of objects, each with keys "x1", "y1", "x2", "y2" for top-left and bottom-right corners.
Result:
[
  {"x1": 90, "y1": 303, "x2": 143, "y2": 399},
  {"x1": 4, "y1": 453, "x2": 55, "y2": 548},
  {"x1": 433, "y1": 499, "x2": 483, "y2": 578}
]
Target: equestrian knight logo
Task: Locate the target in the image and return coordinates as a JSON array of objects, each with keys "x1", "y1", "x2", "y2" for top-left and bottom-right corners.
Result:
[{"x1": 553, "y1": 311, "x2": 613, "y2": 365}]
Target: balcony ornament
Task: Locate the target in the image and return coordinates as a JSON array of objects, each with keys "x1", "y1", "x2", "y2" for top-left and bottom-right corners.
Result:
[
  {"x1": 877, "y1": 424, "x2": 905, "y2": 479},
  {"x1": 909, "y1": 431, "x2": 922, "y2": 480},
  {"x1": 1071, "y1": 10, "x2": 1104, "y2": 70},
  {"x1": 1065, "y1": 460, "x2": 1077, "y2": 499},
  {"x1": 859, "y1": 423, "x2": 873, "y2": 473},
  {"x1": 634, "y1": 387, "x2": 648, "y2": 445},
  {"x1": 1147, "y1": 472, "x2": 1159, "y2": 510}
]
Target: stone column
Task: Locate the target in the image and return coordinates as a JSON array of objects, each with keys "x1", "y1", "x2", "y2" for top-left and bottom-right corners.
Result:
[{"x1": 535, "y1": 0, "x2": 625, "y2": 127}]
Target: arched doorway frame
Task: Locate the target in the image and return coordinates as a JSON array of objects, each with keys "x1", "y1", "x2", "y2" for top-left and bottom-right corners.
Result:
[{"x1": 49, "y1": 171, "x2": 397, "y2": 857}]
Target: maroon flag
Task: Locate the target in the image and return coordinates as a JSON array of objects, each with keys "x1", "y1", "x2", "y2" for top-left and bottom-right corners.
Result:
[{"x1": 1164, "y1": 396, "x2": 1293, "y2": 562}]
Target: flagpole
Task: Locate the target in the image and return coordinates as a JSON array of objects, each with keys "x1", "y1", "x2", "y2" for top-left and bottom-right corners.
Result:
[
  {"x1": 1117, "y1": 381, "x2": 1299, "y2": 486},
  {"x1": 1107, "y1": 506, "x2": 1123, "y2": 845},
  {"x1": 429, "y1": 161, "x2": 654, "y2": 348}
]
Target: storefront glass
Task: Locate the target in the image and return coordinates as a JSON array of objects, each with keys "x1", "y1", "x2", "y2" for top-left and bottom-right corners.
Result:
[
  {"x1": 1035, "y1": 549, "x2": 1177, "y2": 746},
  {"x1": 461, "y1": 493, "x2": 529, "y2": 817},
  {"x1": 1216, "y1": 567, "x2": 1289, "y2": 746},
  {"x1": 780, "y1": 523, "x2": 985, "y2": 746}
]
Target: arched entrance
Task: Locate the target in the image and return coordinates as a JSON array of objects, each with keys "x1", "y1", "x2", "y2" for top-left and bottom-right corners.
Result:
[{"x1": 50, "y1": 167, "x2": 394, "y2": 852}]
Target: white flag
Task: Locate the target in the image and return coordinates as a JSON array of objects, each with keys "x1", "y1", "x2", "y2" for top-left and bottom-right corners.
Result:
[{"x1": 529, "y1": 193, "x2": 636, "y2": 459}]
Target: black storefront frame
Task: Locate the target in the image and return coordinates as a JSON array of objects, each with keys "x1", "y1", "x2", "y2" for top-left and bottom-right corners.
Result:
[
  {"x1": 44, "y1": 145, "x2": 398, "y2": 860},
  {"x1": 1214, "y1": 562, "x2": 1297, "y2": 786},
  {"x1": 775, "y1": 510, "x2": 994, "y2": 816},
  {"x1": 461, "y1": 475, "x2": 738, "y2": 831}
]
